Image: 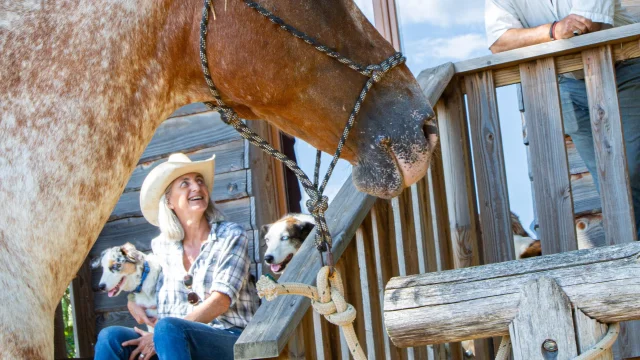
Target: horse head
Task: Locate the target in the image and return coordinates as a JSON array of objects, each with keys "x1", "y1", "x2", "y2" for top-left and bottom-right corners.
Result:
[{"x1": 189, "y1": 0, "x2": 437, "y2": 198}]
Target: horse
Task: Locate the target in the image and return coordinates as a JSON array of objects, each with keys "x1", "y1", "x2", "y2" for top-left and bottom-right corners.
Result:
[{"x1": 0, "y1": 0, "x2": 437, "y2": 357}]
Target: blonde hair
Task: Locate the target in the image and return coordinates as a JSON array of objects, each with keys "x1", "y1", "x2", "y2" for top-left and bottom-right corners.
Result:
[{"x1": 158, "y1": 190, "x2": 225, "y2": 242}]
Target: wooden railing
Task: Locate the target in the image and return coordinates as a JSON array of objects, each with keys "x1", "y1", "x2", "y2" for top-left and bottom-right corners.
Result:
[{"x1": 236, "y1": 23, "x2": 640, "y2": 359}]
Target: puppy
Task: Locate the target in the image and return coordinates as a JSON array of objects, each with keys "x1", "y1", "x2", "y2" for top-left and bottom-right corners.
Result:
[
  {"x1": 92, "y1": 243, "x2": 161, "y2": 331},
  {"x1": 262, "y1": 214, "x2": 315, "y2": 274}
]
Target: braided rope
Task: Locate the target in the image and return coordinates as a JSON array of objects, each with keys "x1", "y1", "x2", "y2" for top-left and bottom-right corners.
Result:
[
  {"x1": 495, "y1": 323, "x2": 620, "y2": 360},
  {"x1": 199, "y1": 0, "x2": 405, "y2": 256},
  {"x1": 257, "y1": 267, "x2": 366, "y2": 360}
]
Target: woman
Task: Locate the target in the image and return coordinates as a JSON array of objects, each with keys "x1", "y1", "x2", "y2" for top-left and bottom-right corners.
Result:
[{"x1": 95, "y1": 153, "x2": 260, "y2": 360}]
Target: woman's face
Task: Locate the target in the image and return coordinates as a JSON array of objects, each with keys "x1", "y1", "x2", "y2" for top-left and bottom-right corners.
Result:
[{"x1": 167, "y1": 172, "x2": 210, "y2": 220}]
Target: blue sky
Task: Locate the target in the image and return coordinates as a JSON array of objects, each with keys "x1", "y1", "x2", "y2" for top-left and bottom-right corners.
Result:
[{"x1": 294, "y1": 0, "x2": 536, "y2": 236}]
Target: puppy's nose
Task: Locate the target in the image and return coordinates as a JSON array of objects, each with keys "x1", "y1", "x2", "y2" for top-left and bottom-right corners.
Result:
[
  {"x1": 98, "y1": 283, "x2": 106, "y2": 292},
  {"x1": 264, "y1": 255, "x2": 274, "y2": 264}
]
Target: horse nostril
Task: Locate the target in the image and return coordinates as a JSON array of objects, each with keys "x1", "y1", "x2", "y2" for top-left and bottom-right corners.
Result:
[
  {"x1": 422, "y1": 121, "x2": 439, "y2": 140},
  {"x1": 264, "y1": 255, "x2": 274, "y2": 264},
  {"x1": 98, "y1": 283, "x2": 106, "y2": 292}
]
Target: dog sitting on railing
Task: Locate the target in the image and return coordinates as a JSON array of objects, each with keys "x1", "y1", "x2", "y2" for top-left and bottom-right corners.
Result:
[{"x1": 262, "y1": 214, "x2": 315, "y2": 274}]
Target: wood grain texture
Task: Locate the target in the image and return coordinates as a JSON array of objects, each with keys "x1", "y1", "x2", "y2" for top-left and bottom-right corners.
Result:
[
  {"x1": 572, "y1": 173, "x2": 601, "y2": 216},
  {"x1": 520, "y1": 58, "x2": 577, "y2": 254},
  {"x1": 233, "y1": 176, "x2": 376, "y2": 359},
  {"x1": 437, "y1": 80, "x2": 483, "y2": 267},
  {"x1": 126, "y1": 140, "x2": 246, "y2": 191},
  {"x1": 582, "y1": 45, "x2": 637, "y2": 243},
  {"x1": 139, "y1": 111, "x2": 240, "y2": 164},
  {"x1": 417, "y1": 62, "x2": 455, "y2": 107},
  {"x1": 95, "y1": 311, "x2": 137, "y2": 333},
  {"x1": 465, "y1": 71, "x2": 513, "y2": 265},
  {"x1": 567, "y1": 139, "x2": 589, "y2": 175},
  {"x1": 455, "y1": 23, "x2": 640, "y2": 75},
  {"x1": 509, "y1": 277, "x2": 577, "y2": 360},
  {"x1": 54, "y1": 302, "x2": 67, "y2": 359},
  {"x1": 70, "y1": 259, "x2": 97, "y2": 357},
  {"x1": 574, "y1": 308, "x2": 613, "y2": 359},
  {"x1": 384, "y1": 242, "x2": 640, "y2": 347}
]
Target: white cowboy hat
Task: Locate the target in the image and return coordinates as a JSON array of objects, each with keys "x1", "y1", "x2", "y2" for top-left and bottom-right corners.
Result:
[{"x1": 140, "y1": 153, "x2": 216, "y2": 226}]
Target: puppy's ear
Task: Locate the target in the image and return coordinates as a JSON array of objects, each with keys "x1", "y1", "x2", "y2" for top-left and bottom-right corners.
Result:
[
  {"x1": 90, "y1": 249, "x2": 107, "y2": 270},
  {"x1": 260, "y1": 224, "x2": 272, "y2": 236},
  {"x1": 120, "y1": 243, "x2": 139, "y2": 263},
  {"x1": 298, "y1": 221, "x2": 315, "y2": 241}
]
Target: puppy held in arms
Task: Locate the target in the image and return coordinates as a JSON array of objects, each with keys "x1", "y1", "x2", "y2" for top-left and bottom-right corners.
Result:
[
  {"x1": 92, "y1": 243, "x2": 162, "y2": 331},
  {"x1": 262, "y1": 214, "x2": 315, "y2": 274}
]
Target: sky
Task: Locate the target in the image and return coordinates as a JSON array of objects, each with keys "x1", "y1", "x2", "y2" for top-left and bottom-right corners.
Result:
[{"x1": 293, "y1": 0, "x2": 536, "y2": 237}]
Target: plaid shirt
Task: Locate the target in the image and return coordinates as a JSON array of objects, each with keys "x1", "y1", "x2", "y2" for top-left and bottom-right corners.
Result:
[{"x1": 152, "y1": 221, "x2": 259, "y2": 329}]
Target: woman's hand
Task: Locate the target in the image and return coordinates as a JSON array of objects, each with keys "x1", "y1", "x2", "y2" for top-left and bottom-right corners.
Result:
[
  {"x1": 127, "y1": 301, "x2": 157, "y2": 328},
  {"x1": 121, "y1": 327, "x2": 156, "y2": 360}
]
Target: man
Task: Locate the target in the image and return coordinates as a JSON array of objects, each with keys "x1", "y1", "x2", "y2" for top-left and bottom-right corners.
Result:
[{"x1": 486, "y1": 0, "x2": 640, "y2": 239}]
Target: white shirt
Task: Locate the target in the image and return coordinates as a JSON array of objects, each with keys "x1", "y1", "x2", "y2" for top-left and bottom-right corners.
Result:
[{"x1": 486, "y1": 0, "x2": 638, "y2": 47}]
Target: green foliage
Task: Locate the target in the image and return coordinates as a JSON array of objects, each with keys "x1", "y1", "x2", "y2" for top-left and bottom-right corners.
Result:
[{"x1": 61, "y1": 287, "x2": 76, "y2": 358}]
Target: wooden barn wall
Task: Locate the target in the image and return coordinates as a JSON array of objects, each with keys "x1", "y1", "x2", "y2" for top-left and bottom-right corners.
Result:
[{"x1": 86, "y1": 103, "x2": 279, "y2": 337}]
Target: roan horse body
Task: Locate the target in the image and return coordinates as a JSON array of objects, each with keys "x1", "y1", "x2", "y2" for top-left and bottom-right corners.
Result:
[{"x1": 0, "y1": 1, "x2": 436, "y2": 358}]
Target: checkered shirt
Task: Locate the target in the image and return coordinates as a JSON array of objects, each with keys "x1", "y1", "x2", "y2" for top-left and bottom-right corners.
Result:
[{"x1": 152, "y1": 221, "x2": 260, "y2": 329}]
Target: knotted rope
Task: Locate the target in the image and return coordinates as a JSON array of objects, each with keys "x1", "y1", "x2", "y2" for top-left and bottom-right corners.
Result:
[
  {"x1": 494, "y1": 323, "x2": 620, "y2": 360},
  {"x1": 257, "y1": 267, "x2": 366, "y2": 360}
]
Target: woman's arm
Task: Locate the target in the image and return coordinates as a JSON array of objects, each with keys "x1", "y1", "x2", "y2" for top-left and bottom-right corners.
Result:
[{"x1": 183, "y1": 292, "x2": 231, "y2": 324}]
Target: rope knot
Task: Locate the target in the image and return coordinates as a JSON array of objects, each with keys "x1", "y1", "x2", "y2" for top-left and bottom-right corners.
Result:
[{"x1": 306, "y1": 195, "x2": 329, "y2": 215}]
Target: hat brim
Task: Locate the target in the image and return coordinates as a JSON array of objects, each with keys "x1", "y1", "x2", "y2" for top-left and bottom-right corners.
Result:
[{"x1": 140, "y1": 155, "x2": 215, "y2": 227}]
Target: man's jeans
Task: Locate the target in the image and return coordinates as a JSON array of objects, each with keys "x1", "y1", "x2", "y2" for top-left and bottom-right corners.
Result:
[
  {"x1": 94, "y1": 318, "x2": 242, "y2": 360},
  {"x1": 559, "y1": 57, "x2": 640, "y2": 240}
]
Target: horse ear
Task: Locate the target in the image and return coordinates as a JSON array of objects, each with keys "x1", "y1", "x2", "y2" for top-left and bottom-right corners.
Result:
[
  {"x1": 90, "y1": 249, "x2": 106, "y2": 270},
  {"x1": 298, "y1": 221, "x2": 315, "y2": 241}
]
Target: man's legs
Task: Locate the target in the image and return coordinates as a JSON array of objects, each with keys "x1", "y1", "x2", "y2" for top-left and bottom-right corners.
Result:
[
  {"x1": 559, "y1": 58, "x2": 640, "y2": 240},
  {"x1": 153, "y1": 317, "x2": 242, "y2": 360},
  {"x1": 95, "y1": 326, "x2": 157, "y2": 360}
]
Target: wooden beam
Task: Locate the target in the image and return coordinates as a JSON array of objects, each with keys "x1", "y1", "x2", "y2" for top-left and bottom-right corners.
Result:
[
  {"x1": 54, "y1": 301, "x2": 68, "y2": 359},
  {"x1": 465, "y1": 71, "x2": 513, "y2": 264},
  {"x1": 371, "y1": 0, "x2": 401, "y2": 50},
  {"x1": 582, "y1": 45, "x2": 637, "y2": 242},
  {"x1": 454, "y1": 23, "x2": 640, "y2": 75},
  {"x1": 384, "y1": 242, "x2": 640, "y2": 347},
  {"x1": 70, "y1": 259, "x2": 96, "y2": 358},
  {"x1": 416, "y1": 62, "x2": 455, "y2": 108},
  {"x1": 519, "y1": 58, "x2": 577, "y2": 254},
  {"x1": 574, "y1": 309, "x2": 614, "y2": 359},
  {"x1": 233, "y1": 176, "x2": 376, "y2": 359}
]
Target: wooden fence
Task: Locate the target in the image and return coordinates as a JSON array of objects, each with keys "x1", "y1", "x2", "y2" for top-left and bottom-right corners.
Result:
[{"x1": 236, "y1": 22, "x2": 640, "y2": 359}]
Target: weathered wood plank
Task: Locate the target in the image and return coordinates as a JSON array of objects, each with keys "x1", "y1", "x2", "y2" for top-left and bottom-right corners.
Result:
[
  {"x1": 384, "y1": 242, "x2": 640, "y2": 347},
  {"x1": 465, "y1": 71, "x2": 513, "y2": 264},
  {"x1": 54, "y1": 301, "x2": 68, "y2": 359},
  {"x1": 492, "y1": 40, "x2": 640, "y2": 87},
  {"x1": 574, "y1": 308, "x2": 613, "y2": 359},
  {"x1": 455, "y1": 23, "x2": 640, "y2": 75},
  {"x1": 95, "y1": 311, "x2": 138, "y2": 334},
  {"x1": 233, "y1": 176, "x2": 376, "y2": 359},
  {"x1": 509, "y1": 277, "x2": 577, "y2": 359},
  {"x1": 70, "y1": 259, "x2": 97, "y2": 357},
  {"x1": 437, "y1": 80, "x2": 483, "y2": 267},
  {"x1": 111, "y1": 170, "x2": 250, "y2": 221},
  {"x1": 567, "y1": 139, "x2": 588, "y2": 175},
  {"x1": 126, "y1": 140, "x2": 246, "y2": 191},
  {"x1": 356, "y1": 225, "x2": 381, "y2": 360},
  {"x1": 582, "y1": 45, "x2": 637, "y2": 242},
  {"x1": 572, "y1": 173, "x2": 601, "y2": 216},
  {"x1": 417, "y1": 62, "x2": 455, "y2": 107},
  {"x1": 519, "y1": 58, "x2": 577, "y2": 254},
  {"x1": 140, "y1": 111, "x2": 240, "y2": 164}
]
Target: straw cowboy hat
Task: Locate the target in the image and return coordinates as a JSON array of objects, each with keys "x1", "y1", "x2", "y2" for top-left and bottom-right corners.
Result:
[{"x1": 140, "y1": 153, "x2": 216, "y2": 226}]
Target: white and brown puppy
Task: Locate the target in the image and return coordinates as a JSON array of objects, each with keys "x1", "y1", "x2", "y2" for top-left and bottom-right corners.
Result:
[
  {"x1": 91, "y1": 243, "x2": 162, "y2": 331},
  {"x1": 262, "y1": 214, "x2": 315, "y2": 274}
]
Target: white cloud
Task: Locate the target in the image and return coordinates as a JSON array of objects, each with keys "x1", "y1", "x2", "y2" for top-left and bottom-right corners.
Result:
[
  {"x1": 397, "y1": 0, "x2": 485, "y2": 27},
  {"x1": 408, "y1": 33, "x2": 488, "y2": 62}
]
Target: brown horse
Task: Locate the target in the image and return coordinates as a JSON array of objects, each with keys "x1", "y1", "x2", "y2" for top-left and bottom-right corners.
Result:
[{"x1": 0, "y1": 0, "x2": 436, "y2": 357}]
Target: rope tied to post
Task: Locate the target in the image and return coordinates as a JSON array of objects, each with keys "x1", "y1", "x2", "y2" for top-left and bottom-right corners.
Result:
[{"x1": 257, "y1": 266, "x2": 366, "y2": 360}]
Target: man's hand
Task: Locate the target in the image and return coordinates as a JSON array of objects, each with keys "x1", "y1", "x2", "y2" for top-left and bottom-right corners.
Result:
[
  {"x1": 554, "y1": 14, "x2": 595, "y2": 39},
  {"x1": 127, "y1": 301, "x2": 157, "y2": 328},
  {"x1": 122, "y1": 327, "x2": 156, "y2": 360}
]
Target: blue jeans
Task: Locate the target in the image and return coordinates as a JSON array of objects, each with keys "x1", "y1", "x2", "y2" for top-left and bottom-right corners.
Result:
[
  {"x1": 94, "y1": 318, "x2": 242, "y2": 360},
  {"x1": 559, "y1": 57, "x2": 640, "y2": 240}
]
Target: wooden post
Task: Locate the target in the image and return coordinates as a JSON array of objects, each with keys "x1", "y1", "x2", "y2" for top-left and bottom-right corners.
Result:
[
  {"x1": 54, "y1": 301, "x2": 68, "y2": 359},
  {"x1": 519, "y1": 58, "x2": 577, "y2": 254},
  {"x1": 70, "y1": 259, "x2": 96, "y2": 357},
  {"x1": 371, "y1": 0, "x2": 401, "y2": 51},
  {"x1": 384, "y1": 241, "x2": 640, "y2": 347}
]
